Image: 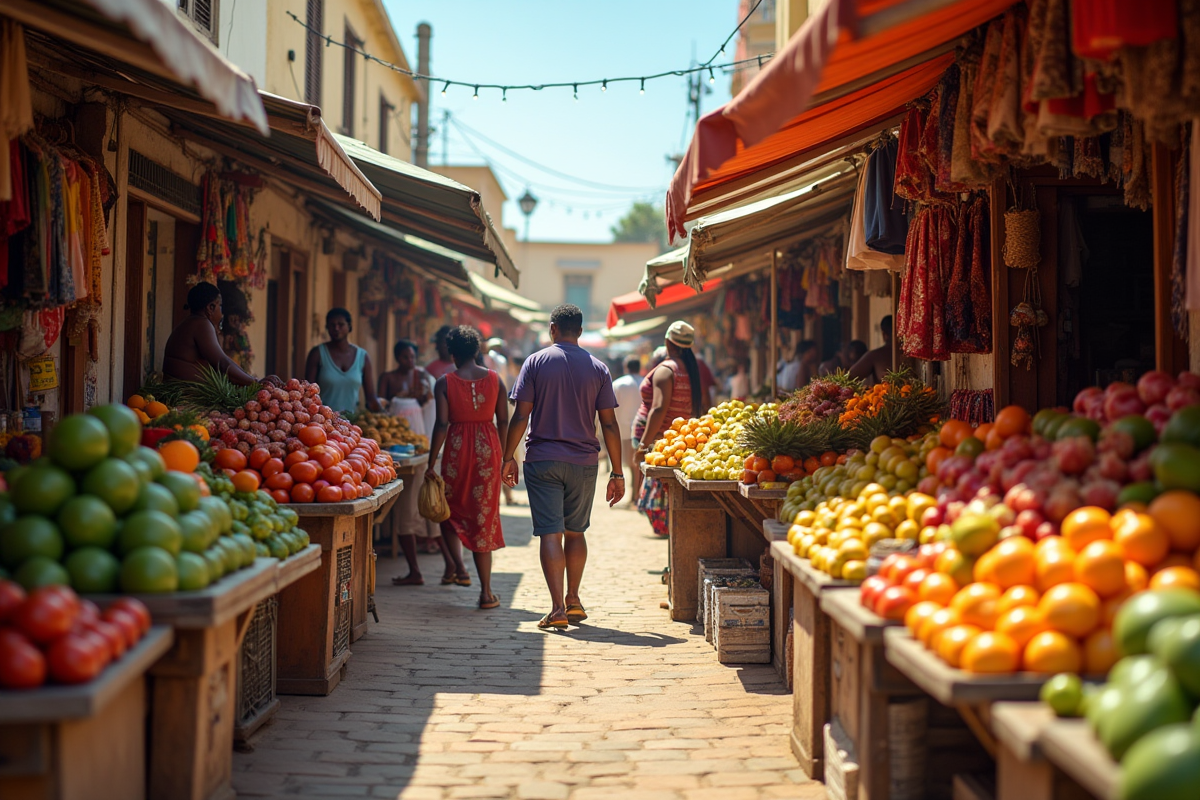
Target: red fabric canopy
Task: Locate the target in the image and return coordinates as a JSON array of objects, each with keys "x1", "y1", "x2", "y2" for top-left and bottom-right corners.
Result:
[
  {"x1": 666, "y1": 0, "x2": 1016, "y2": 240},
  {"x1": 607, "y1": 278, "x2": 723, "y2": 329}
]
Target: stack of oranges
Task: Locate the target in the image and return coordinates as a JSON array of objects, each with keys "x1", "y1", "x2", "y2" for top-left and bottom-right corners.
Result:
[
  {"x1": 924, "y1": 405, "x2": 1032, "y2": 471},
  {"x1": 902, "y1": 490, "x2": 1200, "y2": 675},
  {"x1": 644, "y1": 415, "x2": 720, "y2": 469},
  {"x1": 125, "y1": 394, "x2": 169, "y2": 425}
]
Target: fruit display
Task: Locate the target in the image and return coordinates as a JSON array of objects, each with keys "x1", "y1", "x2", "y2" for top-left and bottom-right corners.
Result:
[
  {"x1": 0, "y1": 405, "x2": 266, "y2": 593},
  {"x1": 0, "y1": 582, "x2": 151, "y2": 689},
  {"x1": 642, "y1": 400, "x2": 774, "y2": 480},
  {"x1": 348, "y1": 411, "x2": 429, "y2": 452},
  {"x1": 195, "y1": 464, "x2": 311, "y2": 561}
]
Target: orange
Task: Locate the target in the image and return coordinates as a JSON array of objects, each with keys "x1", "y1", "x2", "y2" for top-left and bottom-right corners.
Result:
[
  {"x1": 905, "y1": 600, "x2": 944, "y2": 635},
  {"x1": 1061, "y1": 507, "x2": 1113, "y2": 551},
  {"x1": 988, "y1": 537, "x2": 1037, "y2": 589},
  {"x1": 126, "y1": 395, "x2": 147, "y2": 410},
  {"x1": 231, "y1": 470, "x2": 261, "y2": 494},
  {"x1": 918, "y1": 572, "x2": 959, "y2": 606},
  {"x1": 1073, "y1": 540, "x2": 1128, "y2": 598},
  {"x1": 997, "y1": 585, "x2": 1041, "y2": 614},
  {"x1": 961, "y1": 631, "x2": 1021, "y2": 674},
  {"x1": 937, "y1": 624, "x2": 983, "y2": 668},
  {"x1": 993, "y1": 405, "x2": 1032, "y2": 438},
  {"x1": 145, "y1": 400, "x2": 170, "y2": 419},
  {"x1": 1101, "y1": 588, "x2": 1136, "y2": 627},
  {"x1": 159, "y1": 440, "x2": 200, "y2": 474},
  {"x1": 1039, "y1": 582, "x2": 1101, "y2": 638},
  {"x1": 995, "y1": 605, "x2": 1050, "y2": 650},
  {"x1": 1035, "y1": 543, "x2": 1078, "y2": 593},
  {"x1": 919, "y1": 607, "x2": 961, "y2": 649},
  {"x1": 973, "y1": 550, "x2": 998, "y2": 584},
  {"x1": 950, "y1": 583, "x2": 1001, "y2": 630},
  {"x1": 1147, "y1": 490, "x2": 1200, "y2": 551},
  {"x1": 939, "y1": 420, "x2": 973, "y2": 449},
  {"x1": 985, "y1": 427, "x2": 1006, "y2": 451},
  {"x1": 1149, "y1": 566, "x2": 1200, "y2": 592},
  {"x1": 1083, "y1": 628, "x2": 1118, "y2": 675},
  {"x1": 974, "y1": 423, "x2": 994, "y2": 442},
  {"x1": 1023, "y1": 630, "x2": 1083, "y2": 674},
  {"x1": 1112, "y1": 509, "x2": 1170, "y2": 568},
  {"x1": 925, "y1": 446, "x2": 952, "y2": 474},
  {"x1": 1036, "y1": 535, "x2": 1073, "y2": 553}
]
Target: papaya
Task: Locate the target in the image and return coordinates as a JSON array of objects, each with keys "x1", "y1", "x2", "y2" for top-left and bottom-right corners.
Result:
[
  {"x1": 1149, "y1": 614, "x2": 1200, "y2": 698},
  {"x1": 1113, "y1": 589, "x2": 1200, "y2": 656},
  {"x1": 1161, "y1": 406, "x2": 1200, "y2": 449},
  {"x1": 1099, "y1": 662, "x2": 1192, "y2": 760},
  {"x1": 1150, "y1": 442, "x2": 1200, "y2": 493},
  {"x1": 1117, "y1": 723, "x2": 1200, "y2": 800}
]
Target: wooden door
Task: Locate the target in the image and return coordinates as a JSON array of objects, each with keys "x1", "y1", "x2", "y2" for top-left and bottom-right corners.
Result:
[{"x1": 122, "y1": 201, "x2": 147, "y2": 401}]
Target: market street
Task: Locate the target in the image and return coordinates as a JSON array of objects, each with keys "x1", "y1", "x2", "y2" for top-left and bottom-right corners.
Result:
[{"x1": 231, "y1": 492, "x2": 821, "y2": 799}]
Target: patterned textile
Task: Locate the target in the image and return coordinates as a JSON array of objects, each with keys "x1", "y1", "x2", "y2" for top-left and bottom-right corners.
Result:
[
  {"x1": 441, "y1": 370, "x2": 505, "y2": 553},
  {"x1": 946, "y1": 196, "x2": 993, "y2": 353},
  {"x1": 637, "y1": 475, "x2": 668, "y2": 537},
  {"x1": 898, "y1": 205, "x2": 954, "y2": 362}
]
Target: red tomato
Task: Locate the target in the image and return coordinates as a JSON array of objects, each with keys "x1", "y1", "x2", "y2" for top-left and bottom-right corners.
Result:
[
  {"x1": 344, "y1": 457, "x2": 367, "y2": 478},
  {"x1": 284, "y1": 450, "x2": 309, "y2": 468},
  {"x1": 335, "y1": 441, "x2": 351, "y2": 456},
  {"x1": 0, "y1": 580, "x2": 26, "y2": 623},
  {"x1": 902, "y1": 568, "x2": 930, "y2": 595},
  {"x1": 40, "y1": 586, "x2": 80, "y2": 616},
  {"x1": 296, "y1": 425, "x2": 327, "y2": 447},
  {"x1": 883, "y1": 555, "x2": 921, "y2": 585},
  {"x1": 358, "y1": 483, "x2": 372, "y2": 498},
  {"x1": 14, "y1": 589, "x2": 76, "y2": 644},
  {"x1": 312, "y1": 479, "x2": 330, "y2": 494},
  {"x1": 860, "y1": 575, "x2": 891, "y2": 612},
  {"x1": 321, "y1": 466, "x2": 344, "y2": 485},
  {"x1": 107, "y1": 598, "x2": 151, "y2": 636},
  {"x1": 101, "y1": 608, "x2": 141, "y2": 649},
  {"x1": 77, "y1": 599, "x2": 101, "y2": 626},
  {"x1": 311, "y1": 450, "x2": 336, "y2": 470},
  {"x1": 364, "y1": 469, "x2": 381, "y2": 488},
  {"x1": 289, "y1": 461, "x2": 320, "y2": 485},
  {"x1": 876, "y1": 586, "x2": 918, "y2": 621},
  {"x1": 47, "y1": 633, "x2": 105, "y2": 685},
  {"x1": 290, "y1": 483, "x2": 315, "y2": 504},
  {"x1": 214, "y1": 448, "x2": 249, "y2": 472},
  {"x1": 87, "y1": 619, "x2": 127, "y2": 659},
  {"x1": 261, "y1": 458, "x2": 285, "y2": 479},
  {"x1": 340, "y1": 482, "x2": 357, "y2": 500},
  {"x1": 248, "y1": 448, "x2": 271, "y2": 471},
  {"x1": 271, "y1": 489, "x2": 291, "y2": 504},
  {"x1": 0, "y1": 634, "x2": 46, "y2": 688},
  {"x1": 317, "y1": 485, "x2": 343, "y2": 503},
  {"x1": 79, "y1": 628, "x2": 114, "y2": 667},
  {"x1": 265, "y1": 472, "x2": 294, "y2": 492}
]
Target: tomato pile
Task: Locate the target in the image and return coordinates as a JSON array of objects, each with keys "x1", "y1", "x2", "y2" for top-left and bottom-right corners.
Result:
[
  {"x1": 0, "y1": 582, "x2": 150, "y2": 689},
  {"x1": 205, "y1": 379, "x2": 397, "y2": 504}
]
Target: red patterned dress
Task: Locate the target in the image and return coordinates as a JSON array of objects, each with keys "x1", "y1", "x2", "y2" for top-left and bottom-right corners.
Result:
[{"x1": 440, "y1": 371, "x2": 504, "y2": 553}]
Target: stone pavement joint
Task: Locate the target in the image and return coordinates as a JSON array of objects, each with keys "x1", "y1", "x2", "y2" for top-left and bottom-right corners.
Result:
[{"x1": 233, "y1": 487, "x2": 823, "y2": 799}]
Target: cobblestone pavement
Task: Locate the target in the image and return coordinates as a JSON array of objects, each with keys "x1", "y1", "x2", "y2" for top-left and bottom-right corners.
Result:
[{"x1": 233, "y1": 488, "x2": 824, "y2": 799}]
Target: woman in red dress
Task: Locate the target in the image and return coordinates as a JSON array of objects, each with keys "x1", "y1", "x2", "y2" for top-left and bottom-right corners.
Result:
[{"x1": 427, "y1": 326, "x2": 509, "y2": 609}]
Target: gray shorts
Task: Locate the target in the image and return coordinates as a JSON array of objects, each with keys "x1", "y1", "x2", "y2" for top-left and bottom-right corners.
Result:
[{"x1": 524, "y1": 460, "x2": 599, "y2": 536}]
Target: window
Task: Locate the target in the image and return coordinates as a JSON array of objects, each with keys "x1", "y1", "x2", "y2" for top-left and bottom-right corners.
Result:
[
  {"x1": 177, "y1": 0, "x2": 217, "y2": 43},
  {"x1": 343, "y1": 24, "x2": 362, "y2": 137},
  {"x1": 304, "y1": 0, "x2": 323, "y2": 106},
  {"x1": 563, "y1": 275, "x2": 593, "y2": 317},
  {"x1": 556, "y1": 258, "x2": 601, "y2": 271},
  {"x1": 378, "y1": 94, "x2": 394, "y2": 154}
]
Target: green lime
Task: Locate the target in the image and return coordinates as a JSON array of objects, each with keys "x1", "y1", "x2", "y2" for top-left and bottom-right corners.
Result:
[
  {"x1": 87, "y1": 404, "x2": 142, "y2": 458},
  {"x1": 14, "y1": 556, "x2": 70, "y2": 590},
  {"x1": 178, "y1": 511, "x2": 215, "y2": 554},
  {"x1": 1057, "y1": 416, "x2": 1102, "y2": 442},
  {"x1": 56, "y1": 495, "x2": 118, "y2": 550},
  {"x1": 266, "y1": 535, "x2": 289, "y2": 560},
  {"x1": 48, "y1": 414, "x2": 110, "y2": 472},
  {"x1": 157, "y1": 471, "x2": 201, "y2": 513},
  {"x1": 1118, "y1": 481, "x2": 1161, "y2": 508},
  {"x1": 125, "y1": 446, "x2": 166, "y2": 482},
  {"x1": 65, "y1": 546, "x2": 120, "y2": 593},
  {"x1": 1040, "y1": 673, "x2": 1084, "y2": 717},
  {"x1": 11, "y1": 465, "x2": 76, "y2": 516},
  {"x1": 212, "y1": 538, "x2": 239, "y2": 573},
  {"x1": 132, "y1": 482, "x2": 180, "y2": 516},
  {"x1": 1162, "y1": 406, "x2": 1200, "y2": 449},
  {"x1": 80, "y1": 458, "x2": 141, "y2": 514},
  {"x1": 119, "y1": 546, "x2": 178, "y2": 593},
  {"x1": 175, "y1": 552, "x2": 210, "y2": 591},
  {"x1": 954, "y1": 436, "x2": 986, "y2": 459},
  {"x1": 230, "y1": 533, "x2": 257, "y2": 567},
  {"x1": 255, "y1": 542, "x2": 270, "y2": 558},
  {"x1": 0, "y1": 515, "x2": 64, "y2": 568},
  {"x1": 197, "y1": 496, "x2": 233, "y2": 535},
  {"x1": 118, "y1": 510, "x2": 183, "y2": 556},
  {"x1": 1113, "y1": 415, "x2": 1158, "y2": 453},
  {"x1": 203, "y1": 546, "x2": 227, "y2": 580},
  {"x1": 126, "y1": 457, "x2": 153, "y2": 487}
]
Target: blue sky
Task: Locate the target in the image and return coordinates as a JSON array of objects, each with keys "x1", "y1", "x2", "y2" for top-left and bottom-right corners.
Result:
[{"x1": 381, "y1": 0, "x2": 739, "y2": 242}]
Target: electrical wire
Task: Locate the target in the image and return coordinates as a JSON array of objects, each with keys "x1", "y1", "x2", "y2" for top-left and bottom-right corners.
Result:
[
  {"x1": 703, "y1": 0, "x2": 766, "y2": 67},
  {"x1": 286, "y1": 11, "x2": 772, "y2": 98}
]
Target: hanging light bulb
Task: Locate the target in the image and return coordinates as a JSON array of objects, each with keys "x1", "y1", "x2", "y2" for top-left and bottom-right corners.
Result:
[
  {"x1": 639, "y1": 78, "x2": 645, "y2": 95},
  {"x1": 502, "y1": 88, "x2": 508, "y2": 102},
  {"x1": 472, "y1": 85, "x2": 479, "y2": 100},
  {"x1": 440, "y1": 81, "x2": 449, "y2": 96},
  {"x1": 573, "y1": 84, "x2": 578, "y2": 102},
  {"x1": 708, "y1": 67, "x2": 715, "y2": 84},
  {"x1": 601, "y1": 79, "x2": 608, "y2": 92}
]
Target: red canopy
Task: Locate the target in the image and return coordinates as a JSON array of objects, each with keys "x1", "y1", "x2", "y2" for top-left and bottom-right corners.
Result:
[
  {"x1": 607, "y1": 278, "x2": 723, "y2": 329},
  {"x1": 666, "y1": 0, "x2": 1016, "y2": 239}
]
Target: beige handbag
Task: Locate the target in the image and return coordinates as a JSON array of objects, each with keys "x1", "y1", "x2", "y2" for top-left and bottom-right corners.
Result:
[{"x1": 418, "y1": 471, "x2": 451, "y2": 523}]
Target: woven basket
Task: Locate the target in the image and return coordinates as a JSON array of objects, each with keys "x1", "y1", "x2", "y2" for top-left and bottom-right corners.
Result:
[{"x1": 1003, "y1": 209, "x2": 1040, "y2": 269}]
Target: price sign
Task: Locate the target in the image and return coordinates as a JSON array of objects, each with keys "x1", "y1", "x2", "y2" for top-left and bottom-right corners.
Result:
[{"x1": 28, "y1": 356, "x2": 58, "y2": 391}]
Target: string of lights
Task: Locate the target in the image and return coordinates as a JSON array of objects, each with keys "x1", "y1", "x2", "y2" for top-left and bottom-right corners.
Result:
[
  {"x1": 702, "y1": 0, "x2": 766, "y2": 68},
  {"x1": 286, "y1": 11, "x2": 773, "y2": 100}
]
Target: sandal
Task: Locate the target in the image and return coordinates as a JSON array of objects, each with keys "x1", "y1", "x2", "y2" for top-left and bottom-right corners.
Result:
[
  {"x1": 565, "y1": 603, "x2": 588, "y2": 623},
  {"x1": 439, "y1": 575, "x2": 456, "y2": 585},
  {"x1": 454, "y1": 574, "x2": 472, "y2": 587},
  {"x1": 479, "y1": 593, "x2": 501, "y2": 610},
  {"x1": 391, "y1": 574, "x2": 424, "y2": 586},
  {"x1": 537, "y1": 613, "x2": 569, "y2": 630}
]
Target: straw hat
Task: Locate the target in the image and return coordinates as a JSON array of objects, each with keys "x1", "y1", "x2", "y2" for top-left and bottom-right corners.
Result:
[{"x1": 665, "y1": 321, "x2": 695, "y2": 348}]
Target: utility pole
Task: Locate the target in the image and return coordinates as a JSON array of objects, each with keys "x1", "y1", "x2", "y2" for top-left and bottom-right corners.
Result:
[{"x1": 414, "y1": 23, "x2": 431, "y2": 167}]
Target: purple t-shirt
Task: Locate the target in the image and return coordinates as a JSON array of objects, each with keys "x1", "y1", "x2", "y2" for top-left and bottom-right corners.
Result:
[{"x1": 510, "y1": 342, "x2": 618, "y2": 466}]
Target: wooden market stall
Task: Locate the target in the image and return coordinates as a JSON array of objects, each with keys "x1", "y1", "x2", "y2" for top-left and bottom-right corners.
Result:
[{"x1": 991, "y1": 702, "x2": 1116, "y2": 800}]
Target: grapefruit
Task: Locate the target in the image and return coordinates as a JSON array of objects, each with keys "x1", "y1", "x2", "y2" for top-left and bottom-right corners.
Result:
[
  {"x1": 87, "y1": 404, "x2": 142, "y2": 457},
  {"x1": 11, "y1": 465, "x2": 76, "y2": 516},
  {"x1": 119, "y1": 547, "x2": 178, "y2": 593},
  {"x1": 118, "y1": 511, "x2": 183, "y2": 557},
  {"x1": 48, "y1": 415, "x2": 110, "y2": 472},
  {"x1": 64, "y1": 547, "x2": 120, "y2": 593},
  {"x1": 56, "y1": 495, "x2": 118, "y2": 550},
  {"x1": 0, "y1": 516, "x2": 64, "y2": 568},
  {"x1": 80, "y1": 459, "x2": 140, "y2": 514}
]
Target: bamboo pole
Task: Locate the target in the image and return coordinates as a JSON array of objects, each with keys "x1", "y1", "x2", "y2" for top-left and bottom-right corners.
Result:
[{"x1": 770, "y1": 250, "x2": 778, "y2": 398}]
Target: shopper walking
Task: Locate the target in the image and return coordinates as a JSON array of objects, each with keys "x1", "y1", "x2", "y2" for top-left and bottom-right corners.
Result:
[
  {"x1": 634, "y1": 322, "x2": 704, "y2": 537},
  {"x1": 304, "y1": 308, "x2": 383, "y2": 415},
  {"x1": 611, "y1": 357, "x2": 642, "y2": 503},
  {"x1": 425, "y1": 325, "x2": 456, "y2": 379},
  {"x1": 427, "y1": 326, "x2": 508, "y2": 609},
  {"x1": 502, "y1": 304, "x2": 623, "y2": 630}
]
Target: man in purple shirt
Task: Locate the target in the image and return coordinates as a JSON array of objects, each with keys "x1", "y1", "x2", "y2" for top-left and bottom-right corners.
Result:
[{"x1": 502, "y1": 304, "x2": 624, "y2": 630}]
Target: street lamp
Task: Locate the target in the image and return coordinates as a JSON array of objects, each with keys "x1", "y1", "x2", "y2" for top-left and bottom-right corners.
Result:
[{"x1": 518, "y1": 188, "x2": 538, "y2": 242}]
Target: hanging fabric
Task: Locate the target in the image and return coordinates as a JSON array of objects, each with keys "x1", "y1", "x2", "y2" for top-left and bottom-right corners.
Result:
[
  {"x1": 946, "y1": 195, "x2": 993, "y2": 354},
  {"x1": 1072, "y1": 0, "x2": 1177, "y2": 60},
  {"x1": 1172, "y1": 125, "x2": 1189, "y2": 339},
  {"x1": 1186, "y1": 121, "x2": 1200, "y2": 312},
  {"x1": 897, "y1": 205, "x2": 954, "y2": 361},
  {"x1": 864, "y1": 137, "x2": 908, "y2": 254},
  {"x1": 0, "y1": 20, "x2": 34, "y2": 201}
]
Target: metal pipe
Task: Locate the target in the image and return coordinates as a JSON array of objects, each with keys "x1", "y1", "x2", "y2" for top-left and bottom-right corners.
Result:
[{"x1": 769, "y1": 249, "x2": 778, "y2": 398}]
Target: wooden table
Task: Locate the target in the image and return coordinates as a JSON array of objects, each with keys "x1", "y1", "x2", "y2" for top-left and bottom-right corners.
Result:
[
  {"x1": 738, "y1": 481, "x2": 787, "y2": 521},
  {"x1": 0, "y1": 627, "x2": 173, "y2": 800},
  {"x1": 276, "y1": 480, "x2": 403, "y2": 695},
  {"x1": 992, "y1": 703, "x2": 1115, "y2": 800},
  {"x1": 771, "y1": 540, "x2": 856, "y2": 780},
  {"x1": 378, "y1": 453, "x2": 430, "y2": 558},
  {"x1": 822, "y1": 589, "x2": 919, "y2": 800},
  {"x1": 88, "y1": 558, "x2": 283, "y2": 800}
]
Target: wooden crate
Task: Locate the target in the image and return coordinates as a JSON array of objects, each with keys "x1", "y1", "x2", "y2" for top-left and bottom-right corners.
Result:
[
  {"x1": 696, "y1": 558, "x2": 753, "y2": 627},
  {"x1": 0, "y1": 628, "x2": 172, "y2": 800},
  {"x1": 713, "y1": 584, "x2": 770, "y2": 664},
  {"x1": 823, "y1": 718, "x2": 860, "y2": 800}
]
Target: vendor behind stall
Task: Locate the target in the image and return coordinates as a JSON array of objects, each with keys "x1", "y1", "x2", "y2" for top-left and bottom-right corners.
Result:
[
  {"x1": 163, "y1": 282, "x2": 266, "y2": 385},
  {"x1": 304, "y1": 308, "x2": 384, "y2": 415}
]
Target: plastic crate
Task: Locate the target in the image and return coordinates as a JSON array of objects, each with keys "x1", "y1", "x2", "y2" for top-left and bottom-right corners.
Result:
[{"x1": 235, "y1": 595, "x2": 279, "y2": 741}]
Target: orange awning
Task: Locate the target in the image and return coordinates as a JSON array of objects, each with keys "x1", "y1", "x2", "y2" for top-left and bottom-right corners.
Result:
[
  {"x1": 666, "y1": 0, "x2": 1016, "y2": 238},
  {"x1": 607, "y1": 279, "x2": 723, "y2": 329}
]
